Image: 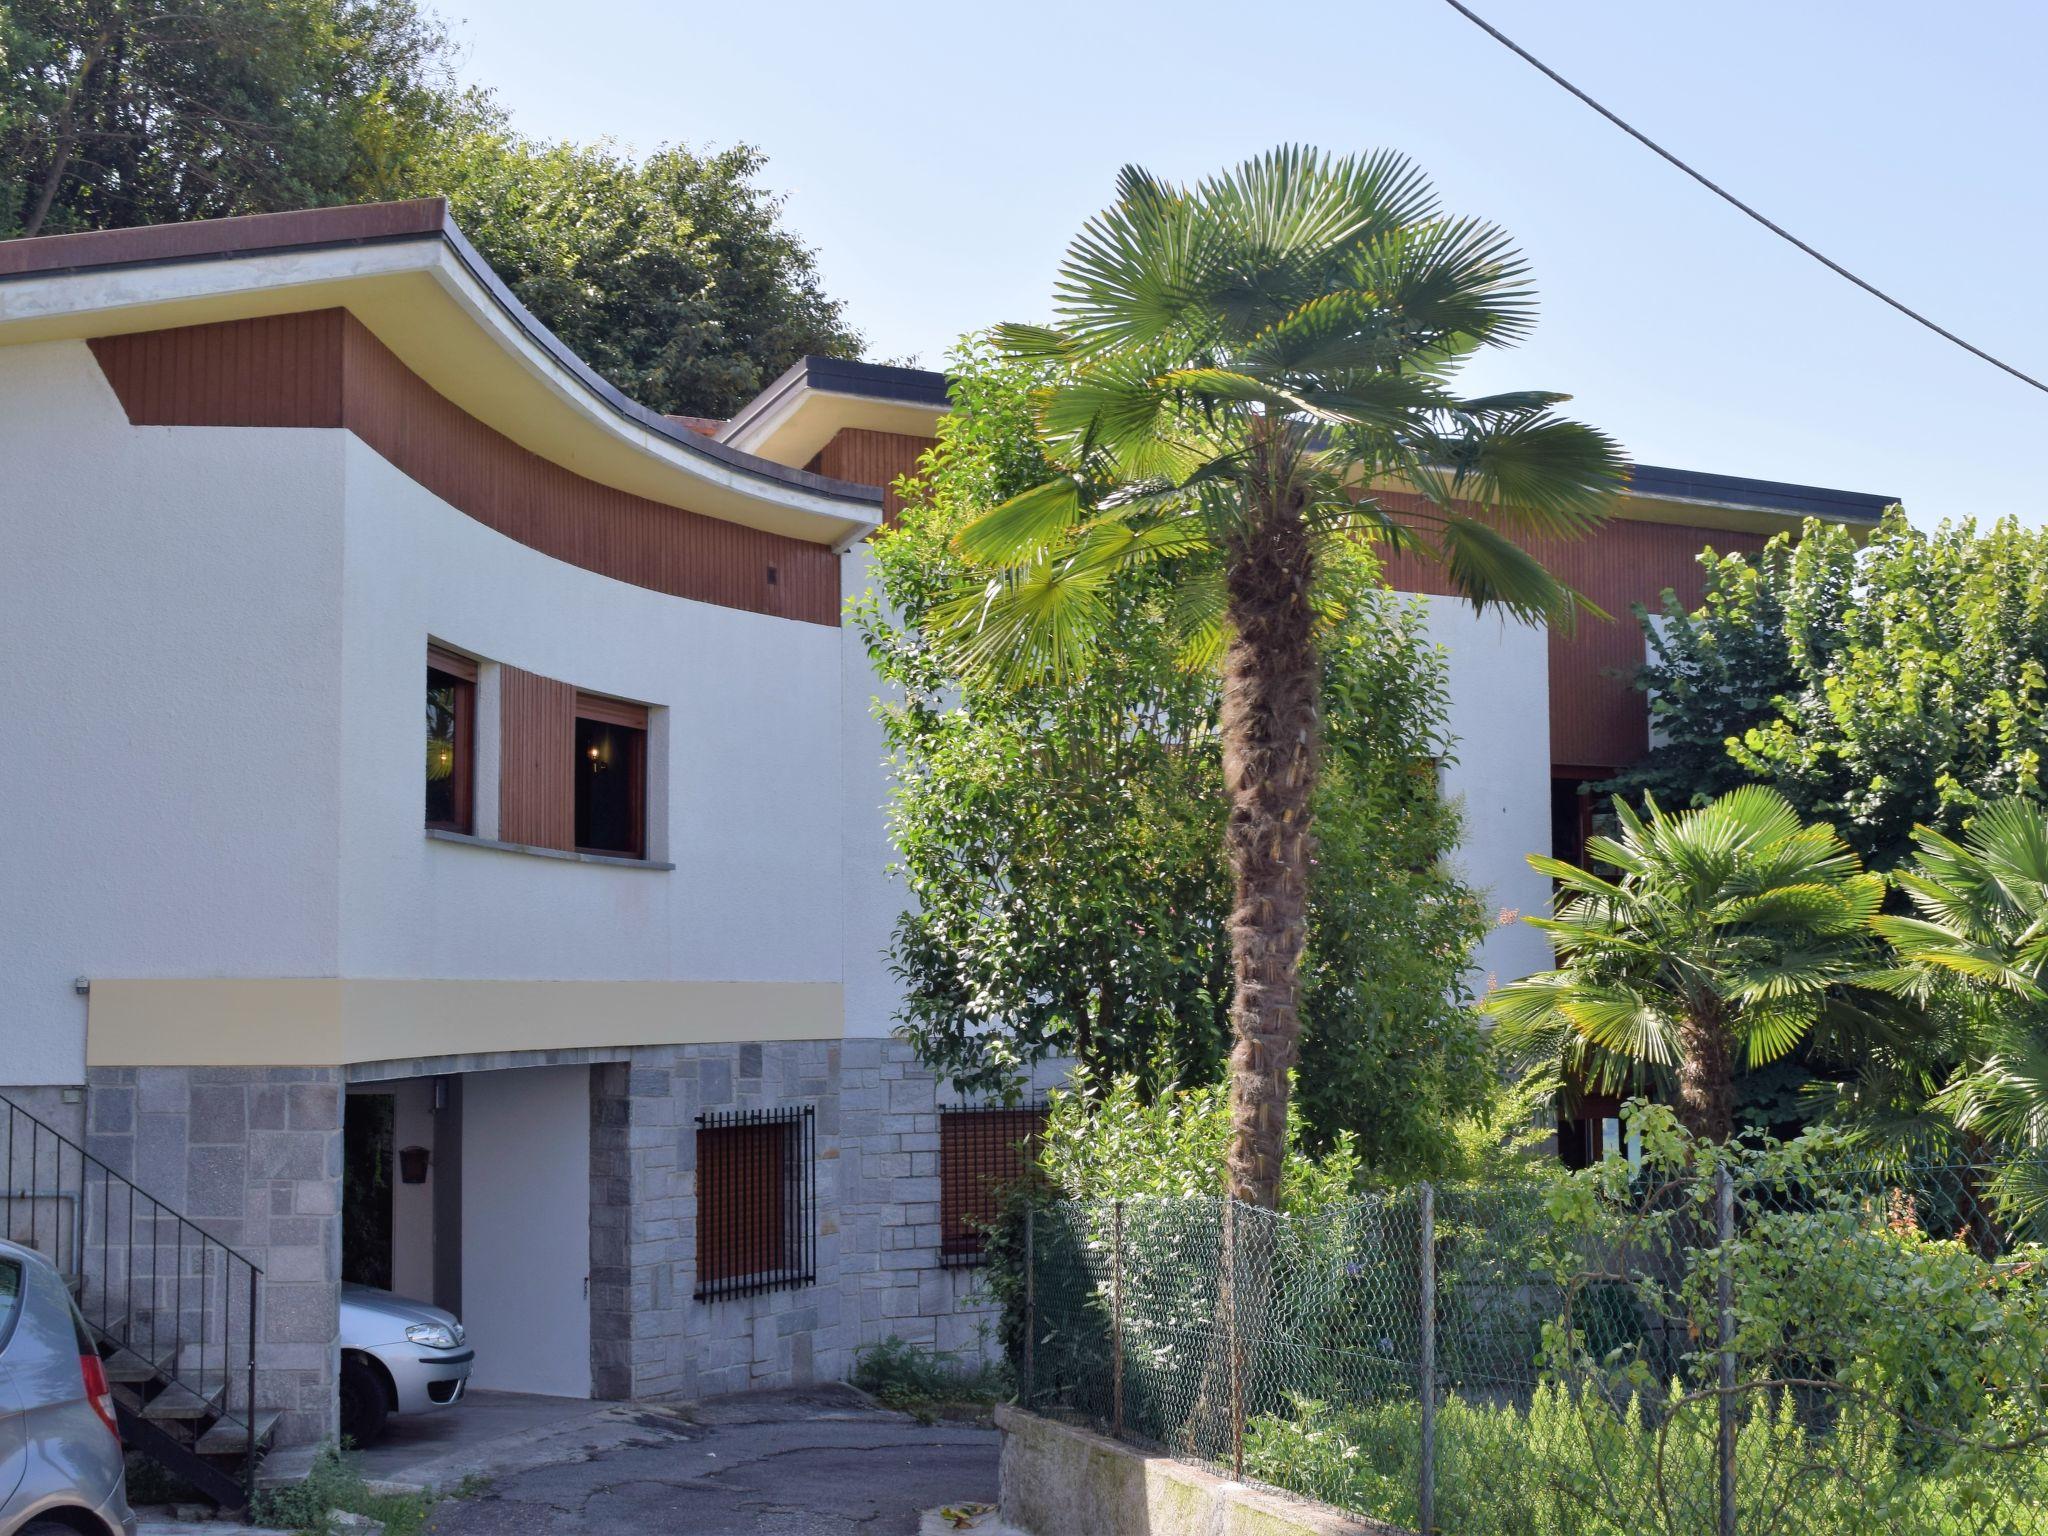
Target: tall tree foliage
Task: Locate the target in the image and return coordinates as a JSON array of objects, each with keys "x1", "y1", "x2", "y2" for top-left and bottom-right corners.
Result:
[
  {"x1": 395, "y1": 132, "x2": 860, "y2": 417},
  {"x1": 859, "y1": 339, "x2": 1495, "y2": 1180},
  {"x1": 1617, "y1": 513, "x2": 2048, "y2": 870},
  {"x1": 926, "y1": 148, "x2": 1625, "y2": 1205},
  {"x1": 1, "y1": 0, "x2": 862, "y2": 415},
  {"x1": 1, "y1": 0, "x2": 457, "y2": 237}
]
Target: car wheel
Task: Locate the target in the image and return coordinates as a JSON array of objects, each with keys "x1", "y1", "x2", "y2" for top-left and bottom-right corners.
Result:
[{"x1": 339, "y1": 1354, "x2": 389, "y2": 1447}]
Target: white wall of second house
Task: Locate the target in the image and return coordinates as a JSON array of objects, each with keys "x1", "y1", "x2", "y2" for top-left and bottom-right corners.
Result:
[
  {"x1": 1418, "y1": 598, "x2": 1556, "y2": 989},
  {"x1": 334, "y1": 437, "x2": 846, "y2": 990},
  {"x1": 0, "y1": 340, "x2": 349, "y2": 1085}
]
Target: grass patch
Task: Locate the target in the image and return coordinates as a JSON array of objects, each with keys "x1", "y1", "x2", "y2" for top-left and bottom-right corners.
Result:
[
  {"x1": 850, "y1": 1335, "x2": 1009, "y2": 1424},
  {"x1": 250, "y1": 1445, "x2": 483, "y2": 1536}
]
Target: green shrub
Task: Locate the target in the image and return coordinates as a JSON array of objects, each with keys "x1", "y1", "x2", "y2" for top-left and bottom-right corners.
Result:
[
  {"x1": 850, "y1": 1335, "x2": 1009, "y2": 1423},
  {"x1": 250, "y1": 1444, "x2": 443, "y2": 1536}
]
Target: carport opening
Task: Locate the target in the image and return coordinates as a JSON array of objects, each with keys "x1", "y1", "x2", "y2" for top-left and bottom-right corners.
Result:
[{"x1": 344, "y1": 1066, "x2": 594, "y2": 1400}]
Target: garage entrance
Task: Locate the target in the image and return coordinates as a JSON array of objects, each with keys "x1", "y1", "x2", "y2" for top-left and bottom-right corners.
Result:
[{"x1": 341, "y1": 1063, "x2": 594, "y2": 1400}]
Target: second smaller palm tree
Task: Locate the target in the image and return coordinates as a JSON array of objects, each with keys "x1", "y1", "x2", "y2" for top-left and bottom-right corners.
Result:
[{"x1": 1485, "y1": 786, "x2": 1884, "y2": 1141}]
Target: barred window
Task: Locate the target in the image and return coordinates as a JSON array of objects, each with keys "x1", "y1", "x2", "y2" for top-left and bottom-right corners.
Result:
[
  {"x1": 938, "y1": 1103, "x2": 1047, "y2": 1267},
  {"x1": 694, "y1": 1106, "x2": 815, "y2": 1301}
]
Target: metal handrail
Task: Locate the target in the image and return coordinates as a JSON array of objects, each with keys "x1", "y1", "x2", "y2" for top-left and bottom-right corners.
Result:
[{"x1": 2, "y1": 1094, "x2": 264, "y2": 1511}]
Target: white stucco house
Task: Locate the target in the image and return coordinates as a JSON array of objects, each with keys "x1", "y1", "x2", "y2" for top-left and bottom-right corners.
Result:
[{"x1": 0, "y1": 200, "x2": 1891, "y2": 1481}]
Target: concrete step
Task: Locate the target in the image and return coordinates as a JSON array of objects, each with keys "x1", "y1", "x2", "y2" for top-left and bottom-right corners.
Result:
[
  {"x1": 102, "y1": 1345, "x2": 176, "y2": 1384},
  {"x1": 194, "y1": 1409, "x2": 281, "y2": 1456},
  {"x1": 140, "y1": 1382, "x2": 223, "y2": 1422}
]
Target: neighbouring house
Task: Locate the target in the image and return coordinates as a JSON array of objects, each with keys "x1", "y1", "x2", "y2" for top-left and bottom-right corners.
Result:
[{"x1": 0, "y1": 200, "x2": 1891, "y2": 1470}]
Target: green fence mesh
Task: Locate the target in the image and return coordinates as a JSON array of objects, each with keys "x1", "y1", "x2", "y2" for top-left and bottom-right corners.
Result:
[{"x1": 1015, "y1": 1159, "x2": 2048, "y2": 1535}]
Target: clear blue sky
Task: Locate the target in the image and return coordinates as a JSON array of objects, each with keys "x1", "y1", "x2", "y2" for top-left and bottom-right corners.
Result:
[{"x1": 448, "y1": 0, "x2": 2046, "y2": 523}]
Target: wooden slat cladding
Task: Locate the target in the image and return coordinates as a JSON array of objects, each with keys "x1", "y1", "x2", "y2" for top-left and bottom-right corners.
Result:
[
  {"x1": 1374, "y1": 490, "x2": 1769, "y2": 771},
  {"x1": 87, "y1": 310, "x2": 842, "y2": 625},
  {"x1": 498, "y1": 666, "x2": 578, "y2": 851},
  {"x1": 810, "y1": 427, "x2": 933, "y2": 524},
  {"x1": 90, "y1": 312, "x2": 346, "y2": 428}
]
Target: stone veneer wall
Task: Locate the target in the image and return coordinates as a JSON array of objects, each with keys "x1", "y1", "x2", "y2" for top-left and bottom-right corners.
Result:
[
  {"x1": 598, "y1": 1037, "x2": 1015, "y2": 1401},
  {"x1": 82, "y1": 1066, "x2": 342, "y2": 1446},
  {"x1": 45, "y1": 1038, "x2": 1042, "y2": 1443}
]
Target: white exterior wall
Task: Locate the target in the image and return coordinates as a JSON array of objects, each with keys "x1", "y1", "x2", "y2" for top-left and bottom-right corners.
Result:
[
  {"x1": 1418, "y1": 599, "x2": 1557, "y2": 989},
  {"x1": 335, "y1": 438, "x2": 846, "y2": 989},
  {"x1": 0, "y1": 338, "x2": 897, "y2": 1087},
  {"x1": 838, "y1": 543, "x2": 907, "y2": 1038},
  {"x1": 0, "y1": 341, "x2": 350, "y2": 1083}
]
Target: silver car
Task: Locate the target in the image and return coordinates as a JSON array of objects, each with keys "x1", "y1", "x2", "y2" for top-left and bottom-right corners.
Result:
[
  {"x1": 0, "y1": 1238, "x2": 137, "y2": 1536},
  {"x1": 338, "y1": 1285, "x2": 473, "y2": 1446}
]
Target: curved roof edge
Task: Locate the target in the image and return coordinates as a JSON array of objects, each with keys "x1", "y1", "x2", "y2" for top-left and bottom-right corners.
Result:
[{"x1": 0, "y1": 200, "x2": 885, "y2": 522}]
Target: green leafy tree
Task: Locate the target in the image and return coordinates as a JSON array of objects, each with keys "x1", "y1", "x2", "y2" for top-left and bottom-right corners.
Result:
[
  {"x1": 3, "y1": 2, "x2": 862, "y2": 415},
  {"x1": 393, "y1": 132, "x2": 862, "y2": 416},
  {"x1": 1, "y1": 0, "x2": 458, "y2": 237},
  {"x1": 926, "y1": 147, "x2": 1625, "y2": 1206},
  {"x1": 1617, "y1": 512, "x2": 2048, "y2": 870},
  {"x1": 859, "y1": 337, "x2": 1496, "y2": 1177},
  {"x1": 1485, "y1": 787, "x2": 1884, "y2": 1141}
]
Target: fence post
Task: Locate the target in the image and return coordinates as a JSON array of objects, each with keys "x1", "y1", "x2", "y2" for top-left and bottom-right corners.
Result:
[
  {"x1": 1226, "y1": 1197, "x2": 1244, "y2": 1479},
  {"x1": 1022, "y1": 1199, "x2": 1036, "y2": 1408},
  {"x1": 1418, "y1": 1182, "x2": 1437, "y2": 1536},
  {"x1": 1716, "y1": 1164, "x2": 1736, "y2": 1536},
  {"x1": 1112, "y1": 1198, "x2": 1126, "y2": 1440}
]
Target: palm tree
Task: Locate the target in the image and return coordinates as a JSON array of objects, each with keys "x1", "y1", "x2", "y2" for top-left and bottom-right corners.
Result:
[
  {"x1": 1880, "y1": 798, "x2": 2048, "y2": 1227},
  {"x1": 1485, "y1": 787, "x2": 1884, "y2": 1142},
  {"x1": 932, "y1": 147, "x2": 1626, "y2": 1205}
]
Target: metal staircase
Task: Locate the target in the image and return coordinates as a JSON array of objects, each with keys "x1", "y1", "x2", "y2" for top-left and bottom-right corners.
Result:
[{"x1": 3, "y1": 1095, "x2": 276, "y2": 1513}]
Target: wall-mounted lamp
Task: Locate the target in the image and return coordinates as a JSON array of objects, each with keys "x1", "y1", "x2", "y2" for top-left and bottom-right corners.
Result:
[{"x1": 398, "y1": 1145, "x2": 432, "y2": 1184}]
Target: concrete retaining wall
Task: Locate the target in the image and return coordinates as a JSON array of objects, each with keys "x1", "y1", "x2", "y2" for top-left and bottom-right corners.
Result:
[{"x1": 994, "y1": 1405, "x2": 1405, "y2": 1536}]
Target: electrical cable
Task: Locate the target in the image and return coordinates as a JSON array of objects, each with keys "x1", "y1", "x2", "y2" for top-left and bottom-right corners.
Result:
[{"x1": 1438, "y1": 0, "x2": 2048, "y2": 396}]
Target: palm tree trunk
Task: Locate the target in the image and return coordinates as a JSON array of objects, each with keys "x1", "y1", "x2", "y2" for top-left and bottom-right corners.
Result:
[
  {"x1": 1675, "y1": 1011, "x2": 1735, "y2": 1142},
  {"x1": 1220, "y1": 491, "x2": 1319, "y2": 1209}
]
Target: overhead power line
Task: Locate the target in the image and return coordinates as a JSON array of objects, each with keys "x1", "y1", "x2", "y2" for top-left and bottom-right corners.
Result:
[{"x1": 1438, "y1": 0, "x2": 2048, "y2": 398}]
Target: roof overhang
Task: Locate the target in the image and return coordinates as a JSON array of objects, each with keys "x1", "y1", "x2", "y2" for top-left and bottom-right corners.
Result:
[
  {"x1": 719, "y1": 355, "x2": 951, "y2": 467},
  {"x1": 0, "y1": 202, "x2": 884, "y2": 547},
  {"x1": 715, "y1": 353, "x2": 1896, "y2": 537}
]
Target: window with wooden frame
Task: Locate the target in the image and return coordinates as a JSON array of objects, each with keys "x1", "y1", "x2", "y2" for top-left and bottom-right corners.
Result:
[
  {"x1": 425, "y1": 646, "x2": 477, "y2": 832},
  {"x1": 574, "y1": 692, "x2": 647, "y2": 858},
  {"x1": 694, "y1": 1106, "x2": 816, "y2": 1301},
  {"x1": 938, "y1": 1103, "x2": 1048, "y2": 1266}
]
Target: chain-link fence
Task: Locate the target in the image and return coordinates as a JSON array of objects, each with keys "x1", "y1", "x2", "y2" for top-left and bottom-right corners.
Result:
[{"x1": 1012, "y1": 1157, "x2": 2048, "y2": 1534}]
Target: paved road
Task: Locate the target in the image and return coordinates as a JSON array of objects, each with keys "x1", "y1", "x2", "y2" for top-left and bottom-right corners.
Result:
[{"x1": 424, "y1": 1387, "x2": 998, "y2": 1535}]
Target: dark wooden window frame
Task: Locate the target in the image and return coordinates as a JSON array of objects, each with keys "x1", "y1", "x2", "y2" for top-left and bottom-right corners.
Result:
[
  {"x1": 573, "y1": 692, "x2": 649, "y2": 859},
  {"x1": 694, "y1": 1105, "x2": 817, "y2": 1301},
  {"x1": 938, "y1": 1103, "x2": 1049, "y2": 1267},
  {"x1": 426, "y1": 645, "x2": 478, "y2": 834}
]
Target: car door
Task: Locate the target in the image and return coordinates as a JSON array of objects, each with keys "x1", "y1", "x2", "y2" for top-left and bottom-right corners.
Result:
[{"x1": 0, "y1": 1255, "x2": 28, "y2": 1512}]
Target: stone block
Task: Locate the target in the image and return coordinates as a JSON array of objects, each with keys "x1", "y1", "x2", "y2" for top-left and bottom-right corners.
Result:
[
  {"x1": 186, "y1": 1145, "x2": 249, "y2": 1219},
  {"x1": 286, "y1": 1083, "x2": 341, "y2": 1132},
  {"x1": 187, "y1": 1085, "x2": 247, "y2": 1146}
]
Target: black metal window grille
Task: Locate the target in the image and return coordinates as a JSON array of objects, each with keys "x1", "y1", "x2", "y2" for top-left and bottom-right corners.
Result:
[
  {"x1": 938, "y1": 1102, "x2": 1048, "y2": 1267},
  {"x1": 693, "y1": 1105, "x2": 816, "y2": 1301}
]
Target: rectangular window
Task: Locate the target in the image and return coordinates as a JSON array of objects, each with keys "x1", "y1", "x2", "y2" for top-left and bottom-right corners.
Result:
[
  {"x1": 938, "y1": 1103, "x2": 1048, "y2": 1267},
  {"x1": 694, "y1": 1106, "x2": 816, "y2": 1301},
  {"x1": 426, "y1": 647, "x2": 477, "y2": 832},
  {"x1": 575, "y1": 693, "x2": 647, "y2": 857}
]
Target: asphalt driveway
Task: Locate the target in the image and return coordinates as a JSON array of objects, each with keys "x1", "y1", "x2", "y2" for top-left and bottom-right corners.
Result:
[{"x1": 421, "y1": 1386, "x2": 999, "y2": 1535}]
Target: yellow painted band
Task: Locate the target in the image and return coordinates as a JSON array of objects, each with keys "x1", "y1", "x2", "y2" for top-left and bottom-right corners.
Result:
[{"x1": 85, "y1": 977, "x2": 844, "y2": 1067}]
